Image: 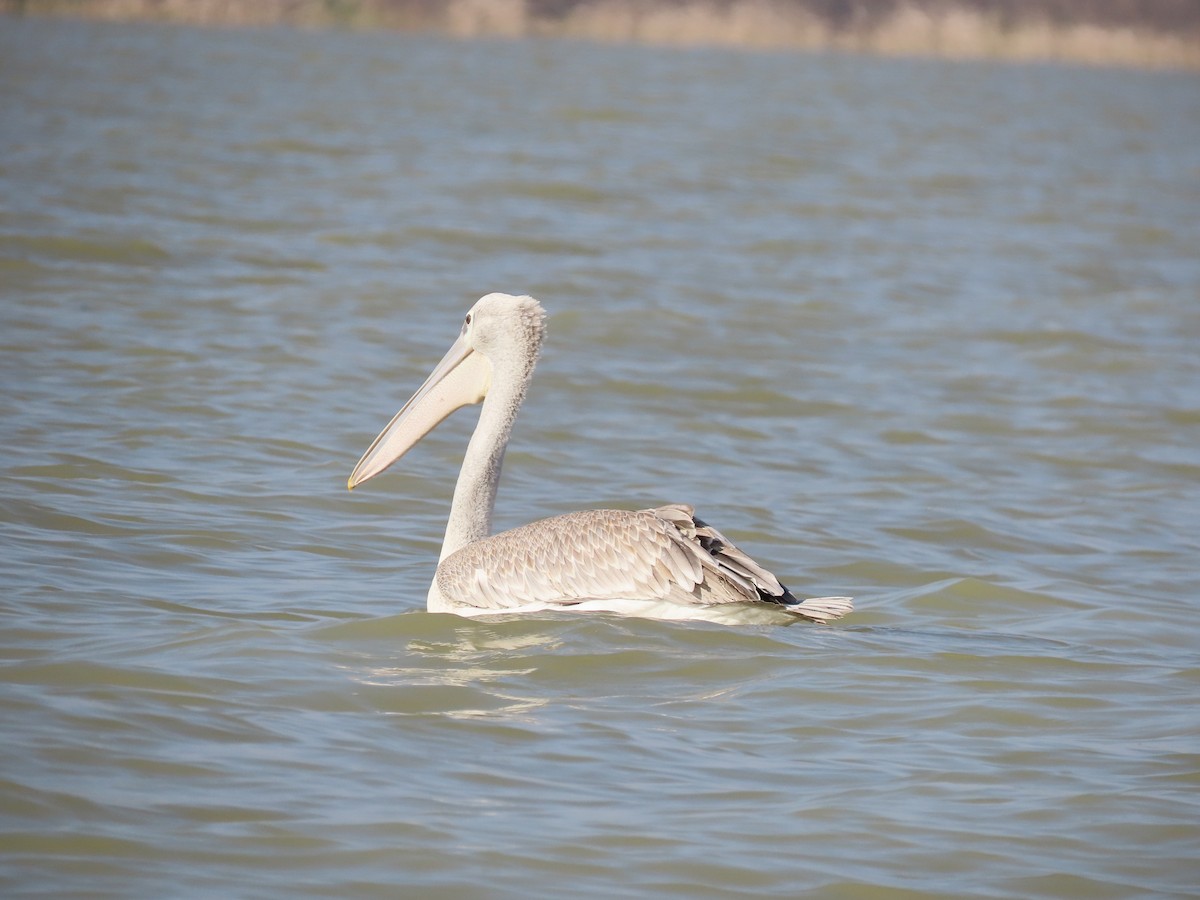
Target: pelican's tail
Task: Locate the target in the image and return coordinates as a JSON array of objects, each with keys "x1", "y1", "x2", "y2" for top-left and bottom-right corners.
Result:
[{"x1": 787, "y1": 595, "x2": 854, "y2": 623}]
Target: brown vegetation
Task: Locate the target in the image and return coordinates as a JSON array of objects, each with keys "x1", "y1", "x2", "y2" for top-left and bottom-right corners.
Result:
[{"x1": 6, "y1": 0, "x2": 1199, "y2": 68}]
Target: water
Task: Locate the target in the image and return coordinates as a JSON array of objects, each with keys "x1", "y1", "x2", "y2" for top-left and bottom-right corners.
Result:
[{"x1": 2, "y1": 15, "x2": 1199, "y2": 897}]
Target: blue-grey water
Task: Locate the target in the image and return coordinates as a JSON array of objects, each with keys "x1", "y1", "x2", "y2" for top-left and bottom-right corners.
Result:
[{"x1": 2, "y1": 15, "x2": 1199, "y2": 898}]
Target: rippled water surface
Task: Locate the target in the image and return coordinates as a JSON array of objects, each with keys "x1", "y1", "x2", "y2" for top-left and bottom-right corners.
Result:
[{"x1": 3, "y1": 16, "x2": 1199, "y2": 898}]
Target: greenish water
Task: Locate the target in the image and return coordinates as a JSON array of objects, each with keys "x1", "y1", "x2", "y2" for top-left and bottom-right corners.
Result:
[{"x1": 2, "y1": 16, "x2": 1198, "y2": 898}]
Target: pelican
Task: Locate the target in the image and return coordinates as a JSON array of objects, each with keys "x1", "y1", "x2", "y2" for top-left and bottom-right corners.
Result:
[{"x1": 348, "y1": 293, "x2": 853, "y2": 625}]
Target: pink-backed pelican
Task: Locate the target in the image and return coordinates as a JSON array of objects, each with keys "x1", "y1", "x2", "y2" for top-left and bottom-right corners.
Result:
[{"x1": 349, "y1": 293, "x2": 852, "y2": 625}]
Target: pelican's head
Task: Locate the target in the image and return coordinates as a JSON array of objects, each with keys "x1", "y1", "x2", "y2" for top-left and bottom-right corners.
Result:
[
  {"x1": 347, "y1": 293, "x2": 546, "y2": 490},
  {"x1": 463, "y1": 292, "x2": 546, "y2": 360}
]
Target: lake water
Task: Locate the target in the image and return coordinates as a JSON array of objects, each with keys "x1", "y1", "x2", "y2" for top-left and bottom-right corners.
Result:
[{"x1": 2, "y1": 15, "x2": 1199, "y2": 898}]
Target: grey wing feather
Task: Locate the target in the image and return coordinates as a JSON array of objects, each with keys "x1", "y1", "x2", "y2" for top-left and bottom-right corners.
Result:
[{"x1": 435, "y1": 504, "x2": 851, "y2": 622}]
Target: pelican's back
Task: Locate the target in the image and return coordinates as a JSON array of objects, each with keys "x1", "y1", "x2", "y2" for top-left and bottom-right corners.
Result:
[{"x1": 434, "y1": 504, "x2": 852, "y2": 623}]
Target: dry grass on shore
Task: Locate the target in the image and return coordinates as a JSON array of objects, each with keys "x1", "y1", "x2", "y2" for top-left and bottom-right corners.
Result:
[{"x1": 7, "y1": 0, "x2": 1199, "y2": 70}]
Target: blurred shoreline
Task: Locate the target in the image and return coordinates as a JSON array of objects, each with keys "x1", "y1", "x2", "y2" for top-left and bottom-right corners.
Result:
[{"x1": 5, "y1": 0, "x2": 1199, "y2": 70}]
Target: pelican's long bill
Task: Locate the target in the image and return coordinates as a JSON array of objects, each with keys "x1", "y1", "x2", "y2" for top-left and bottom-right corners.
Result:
[{"x1": 348, "y1": 328, "x2": 492, "y2": 489}]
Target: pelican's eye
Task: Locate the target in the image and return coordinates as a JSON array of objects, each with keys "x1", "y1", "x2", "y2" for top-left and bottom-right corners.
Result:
[{"x1": 464, "y1": 313, "x2": 472, "y2": 326}]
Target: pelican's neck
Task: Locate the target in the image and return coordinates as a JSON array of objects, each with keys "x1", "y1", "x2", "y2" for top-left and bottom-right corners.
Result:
[{"x1": 438, "y1": 353, "x2": 534, "y2": 563}]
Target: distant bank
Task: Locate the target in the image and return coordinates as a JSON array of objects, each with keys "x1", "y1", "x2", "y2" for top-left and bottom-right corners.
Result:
[{"x1": 5, "y1": 0, "x2": 1198, "y2": 70}]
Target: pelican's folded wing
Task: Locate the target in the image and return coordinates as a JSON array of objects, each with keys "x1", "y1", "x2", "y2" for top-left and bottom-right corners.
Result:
[{"x1": 435, "y1": 506, "x2": 852, "y2": 623}]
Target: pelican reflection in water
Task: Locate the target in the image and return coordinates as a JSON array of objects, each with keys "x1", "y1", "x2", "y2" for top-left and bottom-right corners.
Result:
[{"x1": 349, "y1": 293, "x2": 852, "y2": 626}]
